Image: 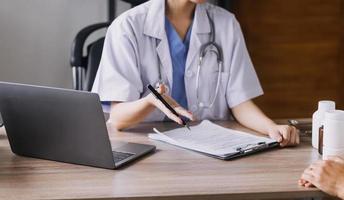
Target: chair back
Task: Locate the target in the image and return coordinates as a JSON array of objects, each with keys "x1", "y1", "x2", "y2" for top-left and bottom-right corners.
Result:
[{"x1": 84, "y1": 38, "x2": 105, "y2": 91}]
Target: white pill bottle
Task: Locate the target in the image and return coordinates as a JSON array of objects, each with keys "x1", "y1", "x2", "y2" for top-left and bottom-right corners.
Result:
[
  {"x1": 323, "y1": 110, "x2": 344, "y2": 159},
  {"x1": 312, "y1": 101, "x2": 335, "y2": 149}
]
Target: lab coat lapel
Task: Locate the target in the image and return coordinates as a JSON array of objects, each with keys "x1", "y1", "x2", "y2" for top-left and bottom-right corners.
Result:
[
  {"x1": 156, "y1": 38, "x2": 173, "y2": 87},
  {"x1": 143, "y1": 0, "x2": 173, "y2": 87},
  {"x1": 185, "y1": 4, "x2": 211, "y2": 71}
]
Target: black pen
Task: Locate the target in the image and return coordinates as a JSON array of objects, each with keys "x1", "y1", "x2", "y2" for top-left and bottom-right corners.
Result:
[{"x1": 147, "y1": 84, "x2": 190, "y2": 131}]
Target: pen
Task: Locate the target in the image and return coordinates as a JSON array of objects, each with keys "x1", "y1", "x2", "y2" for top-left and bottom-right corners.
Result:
[{"x1": 147, "y1": 84, "x2": 191, "y2": 131}]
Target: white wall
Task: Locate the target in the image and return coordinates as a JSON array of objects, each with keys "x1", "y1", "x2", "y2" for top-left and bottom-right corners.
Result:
[
  {"x1": 0, "y1": 1, "x2": 219, "y2": 89},
  {"x1": 0, "y1": 0, "x2": 130, "y2": 89}
]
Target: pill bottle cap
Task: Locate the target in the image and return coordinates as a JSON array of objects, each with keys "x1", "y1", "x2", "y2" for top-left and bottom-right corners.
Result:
[{"x1": 318, "y1": 101, "x2": 336, "y2": 112}]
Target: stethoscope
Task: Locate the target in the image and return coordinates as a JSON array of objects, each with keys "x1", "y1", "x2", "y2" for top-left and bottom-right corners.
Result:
[
  {"x1": 156, "y1": 10, "x2": 223, "y2": 109},
  {"x1": 0, "y1": 112, "x2": 3, "y2": 127}
]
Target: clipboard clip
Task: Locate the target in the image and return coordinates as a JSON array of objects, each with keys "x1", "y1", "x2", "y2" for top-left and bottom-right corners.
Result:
[{"x1": 236, "y1": 142, "x2": 268, "y2": 153}]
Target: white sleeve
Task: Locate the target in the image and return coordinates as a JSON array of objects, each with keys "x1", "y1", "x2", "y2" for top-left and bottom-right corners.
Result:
[
  {"x1": 92, "y1": 20, "x2": 143, "y2": 104},
  {"x1": 226, "y1": 18, "x2": 264, "y2": 108}
]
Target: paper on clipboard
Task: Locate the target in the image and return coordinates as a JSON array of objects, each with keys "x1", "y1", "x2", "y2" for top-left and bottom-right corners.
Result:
[{"x1": 148, "y1": 120, "x2": 277, "y2": 158}]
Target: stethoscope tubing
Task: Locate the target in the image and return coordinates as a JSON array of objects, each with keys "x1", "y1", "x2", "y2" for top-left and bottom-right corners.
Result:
[{"x1": 156, "y1": 10, "x2": 224, "y2": 109}]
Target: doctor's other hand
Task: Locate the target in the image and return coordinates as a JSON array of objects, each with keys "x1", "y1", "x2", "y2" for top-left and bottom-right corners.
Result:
[
  {"x1": 299, "y1": 156, "x2": 344, "y2": 200},
  {"x1": 146, "y1": 84, "x2": 196, "y2": 125},
  {"x1": 267, "y1": 125, "x2": 300, "y2": 147}
]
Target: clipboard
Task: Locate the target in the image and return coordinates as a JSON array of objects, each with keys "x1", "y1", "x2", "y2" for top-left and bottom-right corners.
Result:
[
  {"x1": 149, "y1": 120, "x2": 281, "y2": 161},
  {"x1": 208, "y1": 141, "x2": 280, "y2": 160}
]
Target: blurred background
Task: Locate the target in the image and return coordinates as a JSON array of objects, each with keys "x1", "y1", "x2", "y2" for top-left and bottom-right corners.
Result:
[
  {"x1": 0, "y1": 0, "x2": 343, "y2": 119},
  {"x1": 0, "y1": 0, "x2": 129, "y2": 89},
  {"x1": 230, "y1": 0, "x2": 344, "y2": 118}
]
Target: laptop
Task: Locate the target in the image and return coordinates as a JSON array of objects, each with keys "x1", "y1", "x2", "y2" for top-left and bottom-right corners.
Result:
[{"x1": 0, "y1": 81, "x2": 156, "y2": 169}]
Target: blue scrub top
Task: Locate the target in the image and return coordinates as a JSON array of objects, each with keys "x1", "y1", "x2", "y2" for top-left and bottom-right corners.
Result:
[
  {"x1": 165, "y1": 17, "x2": 193, "y2": 109},
  {"x1": 101, "y1": 18, "x2": 193, "y2": 113}
]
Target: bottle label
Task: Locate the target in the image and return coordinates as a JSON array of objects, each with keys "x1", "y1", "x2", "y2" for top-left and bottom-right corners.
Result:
[{"x1": 318, "y1": 125, "x2": 324, "y2": 155}]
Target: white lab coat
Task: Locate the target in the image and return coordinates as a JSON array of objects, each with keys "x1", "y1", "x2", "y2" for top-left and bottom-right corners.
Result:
[{"x1": 92, "y1": 0, "x2": 263, "y2": 122}]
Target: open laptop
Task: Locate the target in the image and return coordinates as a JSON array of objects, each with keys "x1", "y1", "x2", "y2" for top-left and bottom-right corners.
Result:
[{"x1": 0, "y1": 81, "x2": 155, "y2": 169}]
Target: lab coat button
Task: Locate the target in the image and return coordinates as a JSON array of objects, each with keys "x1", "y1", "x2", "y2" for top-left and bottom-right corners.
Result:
[
  {"x1": 185, "y1": 71, "x2": 193, "y2": 78},
  {"x1": 191, "y1": 105, "x2": 198, "y2": 112}
]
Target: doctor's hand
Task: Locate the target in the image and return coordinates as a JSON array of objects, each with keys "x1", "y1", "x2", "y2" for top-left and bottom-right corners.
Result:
[
  {"x1": 146, "y1": 84, "x2": 196, "y2": 125},
  {"x1": 299, "y1": 156, "x2": 344, "y2": 199},
  {"x1": 267, "y1": 125, "x2": 300, "y2": 147}
]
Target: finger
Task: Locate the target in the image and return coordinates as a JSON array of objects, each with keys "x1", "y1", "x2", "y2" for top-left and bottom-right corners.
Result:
[
  {"x1": 292, "y1": 126, "x2": 300, "y2": 145},
  {"x1": 280, "y1": 127, "x2": 291, "y2": 147},
  {"x1": 299, "y1": 180, "x2": 312, "y2": 187},
  {"x1": 155, "y1": 101, "x2": 183, "y2": 125},
  {"x1": 165, "y1": 111, "x2": 183, "y2": 125},
  {"x1": 174, "y1": 107, "x2": 195, "y2": 121},
  {"x1": 289, "y1": 127, "x2": 297, "y2": 146},
  {"x1": 156, "y1": 84, "x2": 166, "y2": 94},
  {"x1": 302, "y1": 180, "x2": 310, "y2": 186},
  {"x1": 299, "y1": 178, "x2": 308, "y2": 184},
  {"x1": 298, "y1": 180, "x2": 304, "y2": 186},
  {"x1": 269, "y1": 131, "x2": 283, "y2": 143},
  {"x1": 161, "y1": 94, "x2": 179, "y2": 107},
  {"x1": 160, "y1": 96, "x2": 194, "y2": 121},
  {"x1": 298, "y1": 179, "x2": 307, "y2": 186},
  {"x1": 295, "y1": 129, "x2": 300, "y2": 145},
  {"x1": 298, "y1": 179, "x2": 302, "y2": 186},
  {"x1": 305, "y1": 182, "x2": 314, "y2": 188},
  {"x1": 301, "y1": 172, "x2": 315, "y2": 183},
  {"x1": 289, "y1": 126, "x2": 300, "y2": 146}
]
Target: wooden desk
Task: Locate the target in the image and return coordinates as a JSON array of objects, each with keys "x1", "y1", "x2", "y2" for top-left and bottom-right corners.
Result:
[{"x1": 0, "y1": 121, "x2": 328, "y2": 200}]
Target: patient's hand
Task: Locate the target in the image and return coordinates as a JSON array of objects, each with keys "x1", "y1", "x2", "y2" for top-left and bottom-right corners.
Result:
[
  {"x1": 299, "y1": 156, "x2": 344, "y2": 199},
  {"x1": 267, "y1": 125, "x2": 300, "y2": 147}
]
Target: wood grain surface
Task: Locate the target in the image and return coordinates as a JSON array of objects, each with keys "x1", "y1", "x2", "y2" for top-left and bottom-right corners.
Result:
[
  {"x1": 230, "y1": 0, "x2": 344, "y2": 118},
  {"x1": 0, "y1": 121, "x2": 330, "y2": 200}
]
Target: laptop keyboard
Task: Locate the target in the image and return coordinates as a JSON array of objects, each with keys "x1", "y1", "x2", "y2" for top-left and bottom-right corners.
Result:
[{"x1": 112, "y1": 151, "x2": 135, "y2": 163}]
